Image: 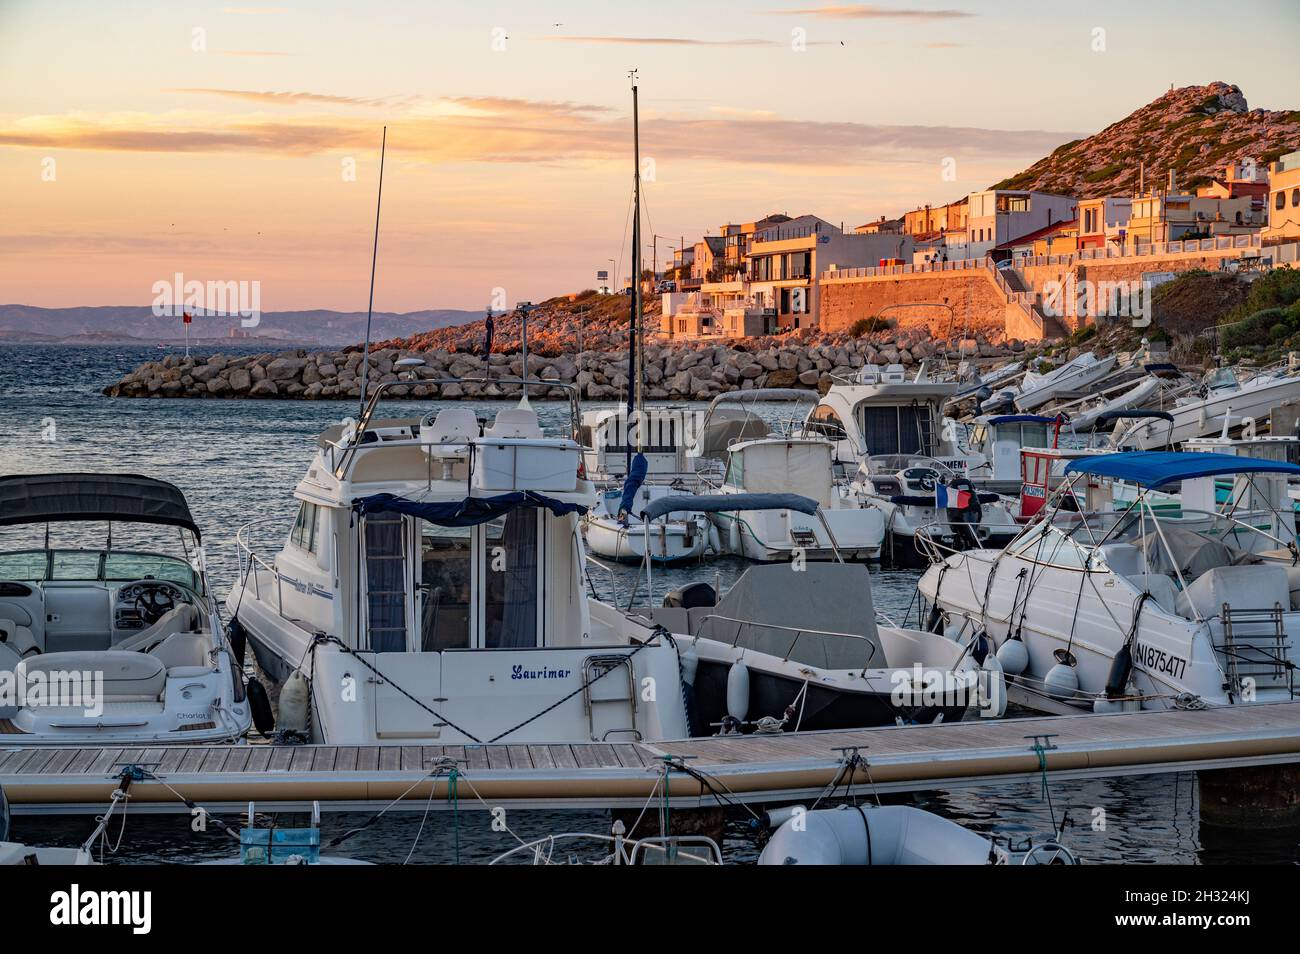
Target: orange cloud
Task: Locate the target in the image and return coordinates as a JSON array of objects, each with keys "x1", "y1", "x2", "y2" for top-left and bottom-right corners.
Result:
[
  {"x1": 769, "y1": 5, "x2": 974, "y2": 18},
  {"x1": 0, "y1": 96, "x2": 1071, "y2": 167}
]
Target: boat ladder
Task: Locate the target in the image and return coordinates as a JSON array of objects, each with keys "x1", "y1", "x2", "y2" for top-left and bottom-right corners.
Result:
[
  {"x1": 582, "y1": 654, "x2": 640, "y2": 742},
  {"x1": 1217, "y1": 602, "x2": 1296, "y2": 700}
]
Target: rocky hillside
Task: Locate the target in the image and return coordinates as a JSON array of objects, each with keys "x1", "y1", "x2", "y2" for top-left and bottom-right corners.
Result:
[{"x1": 992, "y1": 82, "x2": 1300, "y2": 197}]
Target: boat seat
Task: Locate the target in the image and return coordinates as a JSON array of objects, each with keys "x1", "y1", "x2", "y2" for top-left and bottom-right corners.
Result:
[
  {"x1": 1174, "y1": 564, "x2": 1290, "y2": 621},
  {"x1": 486, "y1": 408, "x2": 544, "y2": 440},
  {"x1": 114, "y1": 604, "x2": 196, "y2": 654},
  {"x1": 14, "y1": 650, "x2": 166, "y2": 703},
  {"x1": 0, "y1": 618, "x2": 38, "y2": 657},
  {"x1": 148, "y1": 632, "x2": 213, "y2": 671},
  {"x1": 422, "y1": 408, "x2": 479, "y2": 444}
]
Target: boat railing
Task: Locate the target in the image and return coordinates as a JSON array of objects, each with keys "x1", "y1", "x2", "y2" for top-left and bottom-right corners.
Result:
[
  {"x1": 488, "y1": 831, "x2": 721, "y2": 866},
  {"x1": 693, "y1": 613, "x2": 879, "y2": 675},
  {"x1": 234, "y1": 517, "x2": 291, "y2": 621},
  {"x1": 583, "y1": 554, "x2": 623, "y2": 607},
  {"x1": 333, "y1": 375, "x2": 583, "y2": 480},
  {"x1": 913, "y1": 523, "x2": 982, "y2": 565}
]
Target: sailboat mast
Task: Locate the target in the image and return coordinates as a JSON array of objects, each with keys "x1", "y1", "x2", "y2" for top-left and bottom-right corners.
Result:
[{"x1": 628, "y1": 71, "x2": 643, "y2": 467}]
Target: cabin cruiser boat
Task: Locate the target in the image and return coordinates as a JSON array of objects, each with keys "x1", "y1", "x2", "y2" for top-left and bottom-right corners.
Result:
[
  {"x1": 0, "y1": 474, "x2": 253, "y2": 745},
  {"x1": 712, "y1": 437, "x2": 884, "y2": 561},
  {"x1": 963, "y1": 414, "x2": 1070, "y2": 496},
  {"x1": 800, "y1": 363, "x2": 1017, "y2": 565},
  {"x1": 919, "y1": 451, "x2": 1300, "y2": 714},
  {"x1": 1119, "y1": 363, "x2": 1300, "y2": 450},
  {"x1": 228, "y1": 379, "x2": 702, "y2": 745},
  {"x1": 1013, "y1": 352, "x2": 1118, "y2": 412},
  {"x1": 949, "y1": 359, "x2": 1025, "y2": 406}
]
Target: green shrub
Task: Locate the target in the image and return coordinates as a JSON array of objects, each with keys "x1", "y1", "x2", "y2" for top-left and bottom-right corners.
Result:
[{"x1": 848, "y1": 316, "x2": 891, "y2": 337}]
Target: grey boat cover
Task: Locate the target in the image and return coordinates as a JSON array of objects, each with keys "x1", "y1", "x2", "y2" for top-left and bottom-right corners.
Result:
[
  {"x1": 640, "y1": 492, "x2": 819, "y2": 521},
  {"x1": 660, "y1": 563, "x2": 883, "y2": 671},
  {"x1": 0, "y1": 473, "x2": 201, "y2": 539}
]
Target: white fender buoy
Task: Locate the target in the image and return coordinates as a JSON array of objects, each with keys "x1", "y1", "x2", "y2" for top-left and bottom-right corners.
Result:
[
  {"x1": 1092, "y1": 697, "x2": 1124, "y2": 714},
  {"x1": 759, "y1": 805, "x2": 995, "y2": 866},
  {"x1": 727, "y1": 516, "x2": 742, "y2": 555},
  {"x1": 1044, "y1": 662, "x2": 1079, "y2": 699},
  {"x1": 278, "y1": 670, "x2": 311, "y2": 735},
  {"x1": 679, "y1": 641, "x2": 699, "y2": 687},
  {"x1": 978, "y1": 658, "x2": 1008, "y2": 718},
  {"x1": 726, "y1": 659, "x2": 750, "y2": 722},
  {"x1": 996, "y1": 637, "x2": 1029, "y2": 675}
]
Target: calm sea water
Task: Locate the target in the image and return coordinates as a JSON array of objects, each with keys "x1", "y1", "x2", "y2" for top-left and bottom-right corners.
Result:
[{"x1": 0, "y1": 345, "x2": 1295, "y2": 864}]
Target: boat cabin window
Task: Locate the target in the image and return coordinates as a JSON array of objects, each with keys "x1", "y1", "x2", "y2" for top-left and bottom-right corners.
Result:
[
  {"x1": 290, "y1": 502, "x2": 321, "y2": 554},
  {"x1": 859, "y1": 405, "x2": 934, "y2": 456},
  {"x1": 483, "y1": 510, "x2": 541, "y2": 649},
  {"x1": 724, "y1": 451, "x2": 744, "y2": 487},
  {"x1": 805, "y1": 405, "x2": 847, "y2": 440},
  {"x1": 419, "y1": 522, "x2": 472, "y2": 651}
]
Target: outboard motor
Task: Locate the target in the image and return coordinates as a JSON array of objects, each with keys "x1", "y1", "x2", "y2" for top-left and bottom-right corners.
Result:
[{"x1": 663, "y1": 582, "x2": 716, "y2": 609}]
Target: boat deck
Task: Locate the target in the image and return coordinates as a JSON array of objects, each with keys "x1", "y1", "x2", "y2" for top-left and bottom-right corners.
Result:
[{"x1": 5, "y1": 702, "x2": 1300, "y2": 813}]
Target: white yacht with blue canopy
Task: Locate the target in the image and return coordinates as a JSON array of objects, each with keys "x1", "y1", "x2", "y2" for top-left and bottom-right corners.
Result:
[{"x1": 920, "y1": 451, "x2": 1300, "y2": 714}]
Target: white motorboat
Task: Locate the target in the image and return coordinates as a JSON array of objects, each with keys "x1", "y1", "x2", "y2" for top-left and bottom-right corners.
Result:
[
  {"x1": 584, "y1": 481, "x2": 718, "y2": 564},
  {"x1": 963, "y1": 413, "x2": 1071, "y2": 496},
  {"x1": 919, "y1": 449, "x2": 1300, "y2": 713},
  {"x1": 1120, "y1": 364, "x2": 1300, "y2": 450},
  {"x1": 711, "y1": 437, "x2": 884, "y2": 561},
  {"x1": 1013, "y1": 352, "x2": 1118, "y2": 412},
  {"x1": 635, "y1": 552, "x2": 1002, "y2": 733},
  {"x1": 801, "y1": 364, "x2": 1018, "y2": 565},
  {"x1": 0, "y1": 785, "x2": 95, "y2": 864},
  {"x1": 1063, "y1": 376, "x2": 1161, "y2": 433},
  {"x1": 0, "y1": 474, "x2": 255, "y2": 746},
  {"x1": 228, "y1": 379, "x2": 696, "y2": 745}
]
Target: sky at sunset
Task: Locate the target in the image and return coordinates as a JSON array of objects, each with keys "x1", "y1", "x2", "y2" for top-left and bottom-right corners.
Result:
[{"x1": 2, "y1": 0, "x2": 1297, "y2": 313}]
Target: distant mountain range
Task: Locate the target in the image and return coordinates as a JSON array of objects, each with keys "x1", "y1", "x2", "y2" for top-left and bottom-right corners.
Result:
[
  {"x1": 991, "y1": 81, "x2": 1300, "y2": 198},
  {"x1": 0, "y1": 305, "x2": 480, "y2": 346}
]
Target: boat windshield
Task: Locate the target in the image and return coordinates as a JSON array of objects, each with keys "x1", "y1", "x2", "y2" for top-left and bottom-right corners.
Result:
[
  {"x1": 1205, "y1": 367, "x2": 1239, "y2": 391},
  {"x1": 867, "y1": 454, "x2": 959, "y2": 478},
  {"x1": 0, "y1": 548, "x2": 200, "y2": 588}
]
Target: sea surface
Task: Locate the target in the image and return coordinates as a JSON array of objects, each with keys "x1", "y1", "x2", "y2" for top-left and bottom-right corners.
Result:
[{"x1": 0, "y1": 345, "x2": 1295, "y2": 864}]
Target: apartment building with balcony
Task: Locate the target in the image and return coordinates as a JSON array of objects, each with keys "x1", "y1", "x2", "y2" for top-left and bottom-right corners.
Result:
[
  {"x1": 964, "y1": 189, "x2": 1077, "y2": 259},
  {"x1": 1077, "y1": 196, "x2": 1133, "y2": 249},
  {"x1": 745, "y1": 215, "x2": 912, "y2": 331}
]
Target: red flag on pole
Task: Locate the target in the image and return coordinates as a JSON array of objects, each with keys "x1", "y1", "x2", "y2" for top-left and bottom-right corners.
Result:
[{"x1": 182, "y1": 311, "x2": 192, "y2": 325}]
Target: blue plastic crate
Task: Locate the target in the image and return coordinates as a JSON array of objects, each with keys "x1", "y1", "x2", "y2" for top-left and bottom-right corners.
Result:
[{"x1": 239, "y1": 827, "x2": 322, "y2": 865}]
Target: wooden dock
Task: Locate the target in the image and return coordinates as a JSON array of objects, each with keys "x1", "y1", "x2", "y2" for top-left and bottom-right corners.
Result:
[{"x1": 5, "y1": 702, "x2": 1300, "y2": 814}]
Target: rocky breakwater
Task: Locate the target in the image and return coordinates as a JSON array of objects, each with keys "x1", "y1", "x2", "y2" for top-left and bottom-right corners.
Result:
[{"x1": 104, "y1": 331, "x2": 1022, "y2": 402}]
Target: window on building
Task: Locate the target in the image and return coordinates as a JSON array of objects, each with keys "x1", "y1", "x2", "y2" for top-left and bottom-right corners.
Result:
[
  {"x1": 1278, "y1": 191, "x2": 1287, "y2": 211},
  {"x1": 1293, "y1": 188, "x2": 1299, "y2": 207}
]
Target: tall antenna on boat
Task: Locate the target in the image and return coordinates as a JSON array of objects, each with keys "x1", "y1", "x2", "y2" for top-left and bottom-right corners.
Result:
[
  {"x1": 627, "y1": 69, "x2": 643, "y2": 471},
  {"x1": 358, "y1": 126, "x2": 388, "y2": 416}
]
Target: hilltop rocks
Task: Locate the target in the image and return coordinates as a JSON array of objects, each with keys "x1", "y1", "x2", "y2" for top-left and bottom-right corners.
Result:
[{"x1": 103, "y1": 329, "x2": 1018, "y2": 402}]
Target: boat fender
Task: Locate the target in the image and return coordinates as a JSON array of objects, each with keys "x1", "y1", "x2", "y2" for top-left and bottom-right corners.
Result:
[
  {"x1": 996, "y1": 636, "x2": 1029, "y2": 675},
  {"x1": 245, "y1": 677, "x2": 275, "y2": 738},
  {"x1": 1044, "y1": 662, "x2": 1079, "y2": 699},
  {"x1": 727, "y1": 516, "x2": 741, "y2": 555},
  {"x1": 1104, "y1": 642, "x2": 1134, "y2": 700},
  {"x1": 726, "y1": 660, "x2": 750, "y2": 723},
  {"x1": 978, "y1": 659, "x2": 1008, "y2": 718},
  {"x1": 926, "y1": 603, "x2": 945, "y2": 634},
  {"x1": 227, "y1": 617, "x2": 248, "y2": 669},
  {"x1": 278, "y1": 670, "x2": 311, "y2": 735},
  {"x1": 970, "y1": 631, "x2": 990, "y2": 666},
  {"x1": 679, "y1": 641, "x2": 699, "y2": 688}
]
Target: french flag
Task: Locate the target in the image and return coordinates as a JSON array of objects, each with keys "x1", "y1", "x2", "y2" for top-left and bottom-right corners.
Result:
[{"x1": 935, "y1": 485, "x2": 973, "y2": 509}]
